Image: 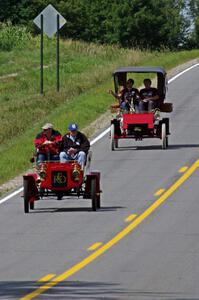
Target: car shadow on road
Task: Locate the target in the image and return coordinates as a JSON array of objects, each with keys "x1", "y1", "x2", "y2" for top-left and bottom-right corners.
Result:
[
  {"x1": 113, "y1": 146, "x2": 138, "y2": 151},
  {"x1": 116, "y1": 143, "x2": 199, "y2": 151},
  {"x1": 115, "y1": 145, "x2": 161, "y2": 151},
  {"x1": 30, "y1": 206, "x2": 125, "y2": 213},
  {"x1": 0, "y1": 280, "x2": 194, "y2": 299},
  {"x1": 166, "y1": 143, "x2": 199, "y2": 149}
]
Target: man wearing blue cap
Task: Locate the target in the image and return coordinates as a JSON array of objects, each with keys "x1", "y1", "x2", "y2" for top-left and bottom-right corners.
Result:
[{"x1": 60, "y1": 123, "x2": 90, "y2": 169}]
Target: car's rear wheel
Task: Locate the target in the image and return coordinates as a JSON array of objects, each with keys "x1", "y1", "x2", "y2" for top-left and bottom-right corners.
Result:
[
  {"x1": 91, "y1": 178, "x2": 97, "y2": 211},
  {"x1": 23, "y1": 179, "x2": 29, "y2": 213},
  {"x1": 30, "y1": 201, "x2": 34, "y2": 210},
  {"x1": 110, "y1": 124, "x2": 115, "y2": 151},
  {"x1": 96, "y1": 192, "x2": 101, "y2": 209},
  {"x1": 115, "y1": 138, "x2": 118, "y2": 148},
  {"x1": 161, "y1": 123, "x2": 167, "y2": 149},
  {"x1": 57, "y1": 192, "x2": 63, "y2": 200},
  {"x1": 166, "y1": 136, "x2": 169, "y2": 147}
]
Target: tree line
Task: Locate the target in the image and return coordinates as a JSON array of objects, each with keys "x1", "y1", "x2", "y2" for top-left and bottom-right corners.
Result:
[{"x1": 0, "y1": 0, "x2": 198, "y2": 50}]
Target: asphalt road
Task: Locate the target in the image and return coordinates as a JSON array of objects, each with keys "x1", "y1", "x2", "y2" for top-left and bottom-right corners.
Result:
[{"x1": 1, "y1": 64, "x2": 199, "y2": 300}]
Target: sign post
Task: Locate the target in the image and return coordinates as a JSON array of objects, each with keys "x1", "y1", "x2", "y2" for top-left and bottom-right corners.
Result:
[
  {"x1": 57, "y1": 14, "x2": 60, "y2": 92},
  {"x1": 40, "y1": 14, "x2": 44, "y2": 94},
  {"x1": 33, "y1": 4, "x2": 66, "y2": 94}
]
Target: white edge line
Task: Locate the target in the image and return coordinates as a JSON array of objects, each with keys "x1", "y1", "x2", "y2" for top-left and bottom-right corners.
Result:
[
  {"x1": 0, "y1": 187, "x2": 23, "y2": 204},
  {"x1": 90, "y1": 127, "x2": 110, "y2": 146},
  {"x1": 1, "y1": 62, "x2": 199, "y2": 204},
  {"x1": 168, "y1": 63, "x2": 199, "y2": 83}
]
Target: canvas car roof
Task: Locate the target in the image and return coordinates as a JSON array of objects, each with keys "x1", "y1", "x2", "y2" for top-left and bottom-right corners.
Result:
[
  {"x1": 113, "y1": 66, "x2": 166, "y2": 75},
  {"x1": 113, "y1": 66, "x2": 167, "y2": 101}
]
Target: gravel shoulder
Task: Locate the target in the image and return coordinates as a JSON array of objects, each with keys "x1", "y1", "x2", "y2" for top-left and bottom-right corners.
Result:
[{"x1": 1, "y1": 58, "x2": 199, "y2": 196}]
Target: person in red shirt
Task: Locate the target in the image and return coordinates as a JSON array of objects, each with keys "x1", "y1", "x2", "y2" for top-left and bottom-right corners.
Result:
[
  {"x1": 139, "y1": 78, "x2": 159, "y2": 111},
  {"x1": 34, "y1": 123, "x2": 62, "y2": 163}
]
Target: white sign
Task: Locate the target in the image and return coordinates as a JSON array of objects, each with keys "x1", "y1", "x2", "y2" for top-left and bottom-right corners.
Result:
[{"x1": 33, "y1": 4, "x2": 66, "y2": 38}]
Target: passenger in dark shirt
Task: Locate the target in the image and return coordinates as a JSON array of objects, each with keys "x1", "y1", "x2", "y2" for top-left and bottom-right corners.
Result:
[
  {"x1": 121, "y1": 79, "x2": 140, "y2": 112},
  {"x1": 109, "y1": 79, "x2": 139, "y2": 112},
  {"x1": 59, "y1": 123, "x2": 90, "y2": 170},
  {"x1": 139, "y1": 78, "x2": 159, "y2": 112}
]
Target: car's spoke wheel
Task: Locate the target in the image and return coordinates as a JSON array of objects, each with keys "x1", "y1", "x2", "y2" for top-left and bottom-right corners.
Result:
[
  {"x1": 91, "y1": 178, "x2": 97, "y2": 211},
  {"x1": 161, "y1": 123, "x2": 167, "y2": 149},
  {"x1": 30, "y1": 201, "x2": 34, "y2": 210},
  {"x1": 110, "y1": 124, "x2": 115, "y2": 151},
  {"x1": 166, "y1": 136, "x2": 169, "y2": 147},
  {"x1": 57, "y1": 192, "x2": 63, "y2": 200},
  {"x1": 97, "y1": 193, "x2": 101, "y2": 209},
  {"x1": 115, "y1": 138, "x2": 118, "y2": 148},
  {"x1": 23, "y1": 180, "x2": 29, "y2": 213}
]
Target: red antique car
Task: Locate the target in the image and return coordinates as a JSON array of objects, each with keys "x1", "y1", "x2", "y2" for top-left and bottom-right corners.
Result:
[
  {"x1": 23, "y1": 148, "x2": 101, "y2": 213},
  {"x1": 110, "y1": 67, "x2": 173, "y2": 150}
]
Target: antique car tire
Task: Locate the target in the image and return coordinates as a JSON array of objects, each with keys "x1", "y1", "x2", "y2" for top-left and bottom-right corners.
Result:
[
  {"x1": 162, "y1": 118, "x2": 170, "y2": 135},
  {"x1": 30, "y1": 201, "x2": 34, "y2": 210},
  {"x1": 57, "y1": 192, "x2": 63, "y2": 200},
  {"x1": 110, "y1": 124, "x2": 115, "y2": 151},
  {"x1": 166, "y1": 136, "x2": 169, "y2": 147},
  {"x1": 97, "y1": 193, "x2": 101, "y2": 209},
  {"x1": 23, "y1": 179, "x2": 29, "y2": 213},
  {"x1": 161, "y1": 123, "x2": 167, "y2": 149},
  {"x1": 115, "y1": 138, "x2": 118, "y2": 148},
  {"x1": 85, "y1": 150, "x2": 92, "y2": 175},
  {"x1": 91, "y1": 178, "x2": 97, "y2": 211}
]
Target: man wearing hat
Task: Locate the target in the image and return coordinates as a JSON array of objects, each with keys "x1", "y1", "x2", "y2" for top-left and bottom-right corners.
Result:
[
  {"x1": 60, "y1": 123, "x2": 90, "y2": 169},
  {"x1": 34, "y1": 123, "x2": 62, "y2": 163}
]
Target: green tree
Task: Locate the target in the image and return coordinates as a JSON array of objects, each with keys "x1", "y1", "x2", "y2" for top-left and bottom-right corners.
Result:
[
  {"x1": 113, "y1": 0, "x2": 188, "y2": 49},
  {"x1": 0, "y1": 0, "x2": 191, "y2": 49},
  {"x1": 188, "y1": 0, "x2": 199, "y2": 47}
]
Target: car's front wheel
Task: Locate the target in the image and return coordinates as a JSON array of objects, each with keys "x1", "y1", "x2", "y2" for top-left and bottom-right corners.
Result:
[
  {"x1": 110, "y1": 124, "x2": 115, "y2": 151},
  {"x1": 91, "y1": 178, "x2": 97, "y2": 211},
  {"x1": 161, "y1": 123, "x2": 167, "y2": 149}
]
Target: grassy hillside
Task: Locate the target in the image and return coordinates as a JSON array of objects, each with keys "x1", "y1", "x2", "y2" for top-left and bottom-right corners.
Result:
[{"x1": 0, "y1": 35, "x2": 199, "y2": 186}]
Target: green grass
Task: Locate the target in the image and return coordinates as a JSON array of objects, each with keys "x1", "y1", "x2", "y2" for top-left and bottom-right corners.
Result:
[
  {"x1": 0, "y1": 23, "x2": 31, "y2": 52},
  {"x1": 0, "y1": 35, "x2": 199, "y2": 185},
  {"x1": 0, "y1": 37, "x2": 149, "y2": 146}
]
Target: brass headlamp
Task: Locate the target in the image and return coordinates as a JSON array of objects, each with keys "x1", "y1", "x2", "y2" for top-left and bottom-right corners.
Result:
[{"x1": 72, "y1": 163, "x2": 80, "y2": 182}]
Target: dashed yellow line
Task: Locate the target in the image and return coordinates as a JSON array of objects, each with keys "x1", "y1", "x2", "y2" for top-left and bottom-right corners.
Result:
[
  {"x1": 154, "y1": 189, "x2": 165, "y2": 196},
  {"x1": 38, "y1": 274, "x2": 56, "y2": 283},
  {"x1": 125, "y1": 214, "x2": 137, "y2": 222},
  {"x1": 87, "y1": 242, "x2": 103, "y2": 251},
  {"x1": 20, "y1": 159, "x2": 199, "y2": 300},
  {"x1": 179, "y1": 166, "x2": 188, "y2": 173}
]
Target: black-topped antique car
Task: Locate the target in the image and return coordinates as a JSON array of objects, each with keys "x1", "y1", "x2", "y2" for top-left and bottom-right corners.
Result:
[{"x1": 110, "y1": 66, "x2": 173, "y2": 150}]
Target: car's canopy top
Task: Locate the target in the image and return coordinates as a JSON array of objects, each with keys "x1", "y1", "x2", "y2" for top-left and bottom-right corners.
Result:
[
  {"x1": 113, "y1": 66, "x2": 166, "y2": 75},
  {"x1": 113, "y1": 66, "x2": 167, "y2": 101}
]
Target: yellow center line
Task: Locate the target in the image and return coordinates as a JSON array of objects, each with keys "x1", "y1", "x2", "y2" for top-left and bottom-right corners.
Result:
[
  {"x1": 20, "y1": 159, "x2": 199, "y2": 300},
  {"x1": 179, "y1": 166, "x2": 188, "y2": 173},
  {"x1": 154, "y1": 189, "x2": 165, "y2": 196},
  {"x1": 38, "y1": 274, "x2": 56, "y2": 283},
  {"x1": 87, "y1": 242, "x2": 103, "y2": 251},
  {"x1": 125, "y1": 214, "x2": 137, "y2": 222}
]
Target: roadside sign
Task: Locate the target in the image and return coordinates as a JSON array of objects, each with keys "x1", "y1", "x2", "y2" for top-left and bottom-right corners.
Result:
[
  {"x1": 34, "y1": 4, "x2": 66, "y2": 93},
  {"x1": 33, "y1": 4, "x2": 66, "y2": 38}
]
